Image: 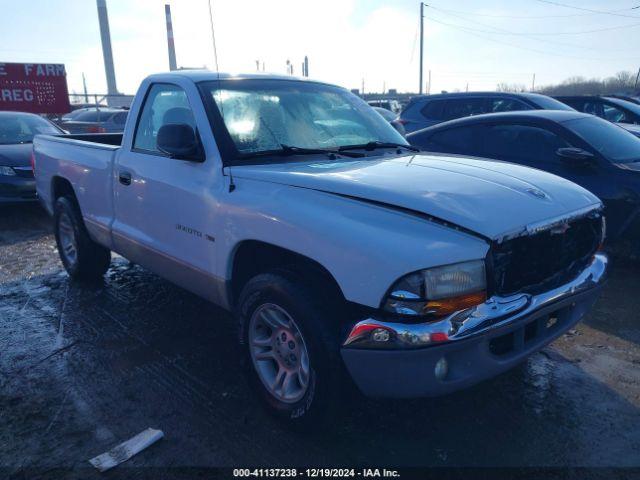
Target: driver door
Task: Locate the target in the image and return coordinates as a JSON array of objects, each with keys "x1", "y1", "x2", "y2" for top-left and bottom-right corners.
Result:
[{"x1": 112, "y1": 82, "x2": 219, "y2": 298}]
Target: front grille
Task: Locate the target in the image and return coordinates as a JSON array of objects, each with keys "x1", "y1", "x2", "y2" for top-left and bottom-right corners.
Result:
[{"x1": 489, "y1": 213, "x2": 602, "y2": 296}]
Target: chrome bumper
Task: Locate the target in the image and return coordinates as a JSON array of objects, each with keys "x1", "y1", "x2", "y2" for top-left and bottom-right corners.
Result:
[{"x1": 344, "y1": 253, "x2": 608, "y2": 349}]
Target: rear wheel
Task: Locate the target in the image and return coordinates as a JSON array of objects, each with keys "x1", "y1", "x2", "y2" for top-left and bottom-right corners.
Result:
[
  {"x1": 54, "y1": 196, "x2": 111, "y2": 280},
  {"x1": 238, "y1": 272, "x2": 343, "y2": 428}
]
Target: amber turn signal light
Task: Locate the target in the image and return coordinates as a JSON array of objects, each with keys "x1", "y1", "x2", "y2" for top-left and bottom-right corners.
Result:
[{"x1": 423, "y1": 291, "x2": 487, "y2": 317}]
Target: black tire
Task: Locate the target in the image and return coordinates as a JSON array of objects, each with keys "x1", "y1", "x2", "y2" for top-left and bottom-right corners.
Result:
[
  {"x1": 238, "y1": 271, "x2": 343, "y2": 429},
  {"x1": 54, "y1": 196, "x2": 111, "y2": 281}
]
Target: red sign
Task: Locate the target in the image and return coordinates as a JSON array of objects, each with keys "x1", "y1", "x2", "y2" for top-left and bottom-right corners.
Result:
[{"x1": 0, "y1": 62, "x2": 71, "y2": 114}]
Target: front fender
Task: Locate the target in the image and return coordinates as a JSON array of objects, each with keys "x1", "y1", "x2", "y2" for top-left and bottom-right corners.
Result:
[{"x1": 216, "y1": 178, "x2": 489, "y2": 309}]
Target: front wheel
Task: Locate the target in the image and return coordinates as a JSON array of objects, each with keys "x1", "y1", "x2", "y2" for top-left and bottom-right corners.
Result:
[
  {"x1": 54, "y1": 196, "x2": 111, "y2": 281},
  {"x1": 238, "y1": 272, "x2": 343, "y2": 428}
]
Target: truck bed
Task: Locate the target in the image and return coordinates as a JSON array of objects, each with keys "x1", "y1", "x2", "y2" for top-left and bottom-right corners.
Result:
[
  {"x1": 52, "y1": 132, "x2": 123, "y2": 147},
  {"x1": 33, "y1": 133, "x2": 121, "y2": 249}
]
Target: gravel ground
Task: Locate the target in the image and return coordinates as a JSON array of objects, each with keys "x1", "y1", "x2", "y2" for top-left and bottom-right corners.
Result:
[{"x1": 0, "y1": 204, "x2": 639, "y2": 478}]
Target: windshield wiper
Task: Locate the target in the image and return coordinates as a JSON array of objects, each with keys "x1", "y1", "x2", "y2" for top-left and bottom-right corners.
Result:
[
  {"x1": 338, "y1": 141, "x2": 420, "y2": 153},
  {"x1": 244, "y1": 144, "x2": 365, "y2": 159}
]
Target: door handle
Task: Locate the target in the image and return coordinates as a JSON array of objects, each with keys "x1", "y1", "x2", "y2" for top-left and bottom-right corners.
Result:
[{"x1": 118, "y1": 171, "x2": 132, "y2": 186}]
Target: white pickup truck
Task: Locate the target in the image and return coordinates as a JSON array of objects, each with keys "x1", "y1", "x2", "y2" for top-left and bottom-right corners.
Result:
[{"x1": 34, "y1": 71, "x2": 607, "y2": 426}]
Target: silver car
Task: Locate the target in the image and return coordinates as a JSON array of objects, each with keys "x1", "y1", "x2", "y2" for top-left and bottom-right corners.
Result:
[{"x1": 59, "y1": 108, "x2": 129, "y2": 134}]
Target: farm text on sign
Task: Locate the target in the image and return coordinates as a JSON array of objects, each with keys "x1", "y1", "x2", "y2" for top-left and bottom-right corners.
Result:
[{"x1": 0, "y1": 63, "x2": 71, "y2": 114}]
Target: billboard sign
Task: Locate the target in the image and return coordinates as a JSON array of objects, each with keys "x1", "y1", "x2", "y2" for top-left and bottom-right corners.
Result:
[{"x1": 0, "y1": 62, "x2": 71, "y2": 114}]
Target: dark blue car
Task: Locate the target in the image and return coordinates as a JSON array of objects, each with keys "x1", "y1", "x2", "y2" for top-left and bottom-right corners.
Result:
[
  {"x1": 407, "y1": 110, "x2": 640, "y2": 243},
  {"x1": 0, "y1": 111, "x2": 63, "y2": 204},
  {"x1": 555, "y1": 95, "x2": 640, "y2": 125},
  {"x1": 397, "y1": 92, "x2": 574, "y2": 134}
]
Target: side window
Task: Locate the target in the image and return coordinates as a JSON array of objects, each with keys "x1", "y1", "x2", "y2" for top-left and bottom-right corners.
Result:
[
  {"x1": 481, "y1": 124, "x2": 570, "y2": 164},
  {"x1": 133, "y1": 84, "x2": 196, "y2": 153},
  {"x1": 561, "y1": 99, "x2": 584, "y2": 111},
  {"x1": 603, "y1": 103, "x2": 630, "y2": 123},
  {"x1": 442, "y1": 98, "x2": 486, "y2": 121},
  {"x1": 420, "y1": 99, "x2": 446, "y2": 121},
  {"x1": 112, "y1": 112, "x2": 128, "y2": 125},
  {"x1": 582, "y1": 101, "x2": 601, "y2": 116},
  {"x1": 490, "y1": 98, "x2": 533, "y2": 113},
  {"x1": 422, "y1": 126, "x2": 479, "y2": 154}
]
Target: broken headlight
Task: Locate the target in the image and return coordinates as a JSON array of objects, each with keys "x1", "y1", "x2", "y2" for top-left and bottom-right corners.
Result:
[{"x1": 383, "y1": 260, "x2": 487, "y2": 317}]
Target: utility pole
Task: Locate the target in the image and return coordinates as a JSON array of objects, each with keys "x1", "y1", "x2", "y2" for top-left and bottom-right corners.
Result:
[
  {"x1": 304, "y1": 56, "x2": 309, "y2": 77},
  {"x1": 634, "y1": 67, "x2": 640, "y2": 91},
  {"x1": 428, "y1": 70, "x2": 431, "y2": 94},
  {"x1": 361, "y1": 78, "x2": 365, "y2": 97},
  {"x1": 419, "y1": 2, "x2": 425, "y2": 94},
  {"x1": 82, "y1": 73, "x2": 89, "y2": 103},
  {"x1": 165, "y1": 4, "x2": 178, "y2": 71},
  {"x1": 531, "y1": 73, "x2": 536, "y2": 92},
  {"x1": 96, "y1": 0, "x2": 118, "y2": 99}
]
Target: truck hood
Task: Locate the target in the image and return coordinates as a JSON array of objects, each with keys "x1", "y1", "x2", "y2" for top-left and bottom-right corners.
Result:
[{"x1": 229, "y1": 153, "x2": 601, "y2": 240}]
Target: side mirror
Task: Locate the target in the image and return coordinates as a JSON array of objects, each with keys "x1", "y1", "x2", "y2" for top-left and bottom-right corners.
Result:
[
  {"x1": 556, "y1": 147, "x2": 596, "y2": 168},
  {"x1": 157, "y1": 123, "x2": 203, "y2": 161}
]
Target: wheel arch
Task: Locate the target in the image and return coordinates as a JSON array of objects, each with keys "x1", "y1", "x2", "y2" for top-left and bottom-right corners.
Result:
[
  {"x1": 51, "y1": 176, "x2": 77, "y2": 208},
  {"x1": 228, "y1": 240, "x2": 346, "y2": 310}
]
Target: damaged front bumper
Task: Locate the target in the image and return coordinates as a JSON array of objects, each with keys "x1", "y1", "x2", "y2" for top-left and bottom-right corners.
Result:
[{"x1": 341, "y1": 253, "x2": 608, "y2": 398}]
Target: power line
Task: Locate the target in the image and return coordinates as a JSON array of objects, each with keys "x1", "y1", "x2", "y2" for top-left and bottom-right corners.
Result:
[
  {"x1": 428, "y1": 3, "x2": 640, "y2": 19},
  {"x1": 533, "y1": 0, "x2": 640, "y2": 19},
  {"x1": 426, "y1": 15, "x2": 640, "y2": 62},
  {"x1": 427, "y1": 6, "x2": 585, "y2": 50},
  {"x1": 427, "y1": 5, "x2": 640, "y2": 36}
]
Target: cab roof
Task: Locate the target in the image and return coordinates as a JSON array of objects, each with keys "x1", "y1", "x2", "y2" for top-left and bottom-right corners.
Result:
[{"x1": 145, "y1": 70, "x2": 332, "y2": 86}]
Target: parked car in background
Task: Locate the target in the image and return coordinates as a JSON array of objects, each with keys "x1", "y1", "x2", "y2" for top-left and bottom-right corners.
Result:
[
  {"x1": 47, "y1": 104, "x2": 110, "y2": 125},
  {"x1": 59, "y1": 106, "x2": 105, "y2": 122},
  {"x1": 408, "y1": 110, "x2": 640, "y2": 243},
  {"x1": 59, "y1": 107, "x2": 129, "y2": 133},
  {"x1": 397, "y1": 92, "x2": 574, "y2": 134},
  {"x1": 372, "y1": 106, "x2": 405, "y2": 135},
  {"x1": 619, "y1": 123, "x2": 640, "y2": 138},
  {"x1": 34, "y1": 71, "x2": 607, "y2": 427},
  {"x1": 555, "y1": 95, "x2": 640, "y2": 125},
  {"x1": 367, "y1": 99, "x2": 401, "y2": 113},
  {"x1": 0, "y1": 111, "x2": 63, "y2": 203},
  {"x1": 608, "y1": 94, "x2": 640, "y2": 105}
]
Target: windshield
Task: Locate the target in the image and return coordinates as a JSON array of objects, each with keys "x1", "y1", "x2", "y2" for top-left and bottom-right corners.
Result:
[
  {"x1": 201, "y1": 80, "x2": 407, "y2": 158},
  {"x1": 564, "y1": 116, "x2": 640, "y2": 163},
  {"x1": 0, "y1": 114, "x2": 61, "y2": 144}
]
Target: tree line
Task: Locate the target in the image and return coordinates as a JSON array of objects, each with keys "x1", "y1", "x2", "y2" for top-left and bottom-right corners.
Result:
[{"x1": 496, "y1": 70, "x2": 640, "y2": 95}]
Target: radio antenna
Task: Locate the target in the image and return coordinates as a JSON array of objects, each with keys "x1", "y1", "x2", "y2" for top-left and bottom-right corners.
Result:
[{"x1": 207, "y1": 0, "x2": 219, "y2": 75}]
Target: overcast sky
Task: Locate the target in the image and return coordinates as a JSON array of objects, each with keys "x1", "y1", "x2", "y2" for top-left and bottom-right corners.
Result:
[{"x1": 1, "y1": 0, "x2": 640, "y2": 95}]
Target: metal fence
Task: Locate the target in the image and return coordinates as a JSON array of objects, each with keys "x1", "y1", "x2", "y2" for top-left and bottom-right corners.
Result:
[{"x1": 68, "y1": 93, "x2": 134, "y2": 109}]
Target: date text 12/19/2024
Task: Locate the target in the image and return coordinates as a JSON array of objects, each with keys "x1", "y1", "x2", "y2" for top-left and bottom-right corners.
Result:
[{"x1": 233, "y1": 469, "x2": 400, "y2": 478}]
